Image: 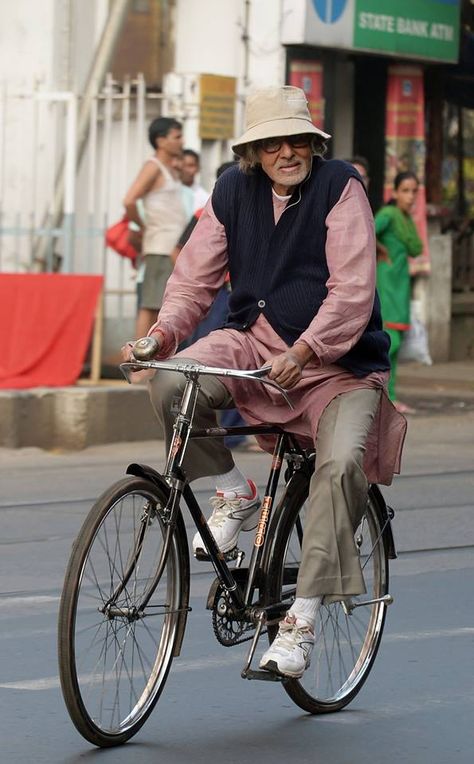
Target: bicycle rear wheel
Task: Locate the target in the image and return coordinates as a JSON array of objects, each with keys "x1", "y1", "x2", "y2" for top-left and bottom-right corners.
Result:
[
  {"x1": 264, "y1": 478, "x2": 390, "y2": 713},
  {"x1": 58, "y1": 476, "x2": 188, "y2": 747}
]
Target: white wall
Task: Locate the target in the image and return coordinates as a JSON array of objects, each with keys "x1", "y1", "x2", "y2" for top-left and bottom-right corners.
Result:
[
  {"x1": 0, "y1": 0, "x2": 56, "y2": 87},
  {"x1": 69, "y1": 0, "x2": 110, "y2": 92},
  {"x1": 0, "y1": 0, "x2": 111, "y2": 271},
  {"x1": 175, "y1": 0, "x2": 285, "y2": 91},
  {"x1": 173, "y1": 0, "x2": 286, "y2": 180},
  {"x1": 244, "y1": 0, "x2": 286, "y2": 91},
  {"x1": 0, "y1": 0, "x2": 109, "y2": 90},
  {"x1": 175, "y1": 0, "x2": 242, "y2": 78}
]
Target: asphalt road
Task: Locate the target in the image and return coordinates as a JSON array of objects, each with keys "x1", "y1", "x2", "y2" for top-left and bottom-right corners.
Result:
[{"x1": 1, "y1": 410, "x2": 473, "y2": 762}]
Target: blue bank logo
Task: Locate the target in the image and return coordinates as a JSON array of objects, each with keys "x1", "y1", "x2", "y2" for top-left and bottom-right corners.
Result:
[{"x1": 312, "y1": 0, "x2": 348, "y2": 24}]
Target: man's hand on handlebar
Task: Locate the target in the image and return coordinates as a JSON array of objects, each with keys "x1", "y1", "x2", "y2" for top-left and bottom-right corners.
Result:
[{"x1": 264, "y1": 342, "x2": 314, "y2": 389}]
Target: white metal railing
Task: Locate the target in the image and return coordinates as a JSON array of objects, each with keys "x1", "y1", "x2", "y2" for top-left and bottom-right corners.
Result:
[
  {"x1": 0, "y1": 74, "x2": 178, "y2": 378},
  {"x1": 0, "y1": 74, "x2": 164, "y2": 281}
]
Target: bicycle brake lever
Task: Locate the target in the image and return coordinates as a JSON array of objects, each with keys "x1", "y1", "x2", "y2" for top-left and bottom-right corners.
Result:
[
  {"x1": 244, "y1": 366, "x2": 294, "y2": 409},
  {"x1": 258, "y1": 378, "x2": 295, "y2": 410},
  {"x1": 246, "y1": 365, "x2": 272, "y2": 378}
]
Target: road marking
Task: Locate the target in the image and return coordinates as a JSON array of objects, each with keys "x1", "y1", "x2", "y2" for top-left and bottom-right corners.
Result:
[
  {"x1": 1, "y1": 626, "x2": 473, "y2": 692},
  {"x1": 0, "y1": 595, "x2": 59, "y2": 609},
  {"x1": 0, "y1": 677, "x2": 62, "y2": 691},
  {"x1": 384, "y1": 626, "x2": 474, "y2": 643},
  {"x1": 0, "y1": 654, "x2": 244, "y2": 691}
]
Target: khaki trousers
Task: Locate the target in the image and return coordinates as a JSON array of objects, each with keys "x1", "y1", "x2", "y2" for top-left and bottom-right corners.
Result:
[{"x1": 149, "y1": 366, "x2": 380, "y2": 598}]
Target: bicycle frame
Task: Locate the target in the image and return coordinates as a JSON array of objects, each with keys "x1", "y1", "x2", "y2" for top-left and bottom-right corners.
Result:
[{"x1": 120, "y1": 360, "x2": 309, "y2": 623}]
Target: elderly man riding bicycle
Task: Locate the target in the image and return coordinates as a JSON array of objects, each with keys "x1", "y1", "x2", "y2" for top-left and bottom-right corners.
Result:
[{"x1": 123, "y1": 85, "x2": 406, "y2": 679}]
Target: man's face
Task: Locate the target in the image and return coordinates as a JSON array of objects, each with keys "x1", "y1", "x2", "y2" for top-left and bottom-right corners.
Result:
[
  {"x1": 159, "y1": 127, "x2": 183, "y2": 157},
  {"x1": 171, "y1": 153, "x2": 183, "y2": 178},
  {"x1": 257, "y1": 135, "x2": 312, "y2": 195},
  {"x1": 181, "y1": 155, "x2": 199, "y2": 186}
]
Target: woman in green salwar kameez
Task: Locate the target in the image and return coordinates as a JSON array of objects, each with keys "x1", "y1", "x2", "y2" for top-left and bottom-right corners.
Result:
[{"x1": 375, "y1": 172, "x2": 423, "y2": 412}]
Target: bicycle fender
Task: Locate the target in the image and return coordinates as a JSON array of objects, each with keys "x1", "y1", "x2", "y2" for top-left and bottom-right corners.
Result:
[
  {"x1": 261, "y1": 469, "x2": 310, "y2": 575},
  {"x1": 126, "y1": 462, "x2": 172, "y2": 493},
  {"x1": 126, "y1": 462, "x2": 191, "y2": 656}
]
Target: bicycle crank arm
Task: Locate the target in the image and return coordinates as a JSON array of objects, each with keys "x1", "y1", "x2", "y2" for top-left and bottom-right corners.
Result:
[
  {"x1": 241, "y1": 612, "x2": 265, "y2": 678},
  {"x1": 343, "y1": 594, "x2": 393, "y2": 614}
]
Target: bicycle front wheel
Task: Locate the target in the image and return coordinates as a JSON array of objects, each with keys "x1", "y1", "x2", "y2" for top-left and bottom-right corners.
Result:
[
  {"x1": 265, "y1": 479, "x2": 390, "y2": 714},
  {"x1": 58, "y1": 476, "x2": 188, "y2": 747}
]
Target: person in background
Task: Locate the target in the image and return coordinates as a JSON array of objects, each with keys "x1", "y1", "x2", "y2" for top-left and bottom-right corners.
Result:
[
  {"x1": 181, "y1": 149, "x2": 210, "y2": 211},
  {"x1": 172, "y1": 152, "x2": 195, "y2": 220},
  {"x1": 346, "y1": 155, "x2": 370, "y2": 191},
  {"x1": 123, "y1": 85, "x2": 406, "y2": 679},
  {"x1": 123, "y1": 117, "x2": 187, "y2": 338},
  {"x1": 375, "y1": 171, "x2": 423, "y2": 414}
]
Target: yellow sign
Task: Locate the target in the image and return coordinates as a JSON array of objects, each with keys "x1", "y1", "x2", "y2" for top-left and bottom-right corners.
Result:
[{"x1": 199, "y1": 74, "x2": 236, "y2": 140}]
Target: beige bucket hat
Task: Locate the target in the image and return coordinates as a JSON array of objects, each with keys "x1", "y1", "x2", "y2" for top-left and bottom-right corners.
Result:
[{"x1": 232, "y1": 85, "x2": 330, "y2": 156}]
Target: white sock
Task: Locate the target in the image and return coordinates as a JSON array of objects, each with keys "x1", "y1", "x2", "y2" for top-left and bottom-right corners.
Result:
[
  {"x1": 289, "y1": 596, "x2": 322, "y2": 629},
  {"x1": 215, "y1": 465, "x2": 250, "y2": 497}
]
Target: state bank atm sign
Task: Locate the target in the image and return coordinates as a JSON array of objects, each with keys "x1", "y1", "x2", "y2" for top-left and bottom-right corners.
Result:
[{"x1": 282, "y1": 1, "x2": 460, "y2": 63}]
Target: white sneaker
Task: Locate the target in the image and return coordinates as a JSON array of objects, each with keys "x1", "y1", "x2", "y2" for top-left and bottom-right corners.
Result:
[
  {"x1": 259, "y1": 614, "x2": 315, "y2": 678},
  {"x1": 192, "y1": 479, "x2": 260, "y2": 555}
]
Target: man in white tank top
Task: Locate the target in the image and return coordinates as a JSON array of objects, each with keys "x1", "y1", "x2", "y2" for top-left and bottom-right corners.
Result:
[{"x1": 124, "y1": 117, "x2": 187, "y2": 338}]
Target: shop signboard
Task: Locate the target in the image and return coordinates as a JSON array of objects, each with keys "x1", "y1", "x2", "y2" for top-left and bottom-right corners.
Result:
[
  {"x1": 282, "y1": 0, "x2": 460, "y2": 63},
  {"x1": 199, "y1": 74, "x2": 236, "y2": 140}
]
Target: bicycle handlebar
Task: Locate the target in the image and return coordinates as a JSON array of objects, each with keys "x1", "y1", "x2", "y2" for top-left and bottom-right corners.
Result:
[{"x1": 120, "y1": 343, "x2": 295, "y2": 410}]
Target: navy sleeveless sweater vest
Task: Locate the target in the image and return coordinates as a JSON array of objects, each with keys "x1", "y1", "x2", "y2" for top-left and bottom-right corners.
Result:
[{"x1": 211, "y1": 158, "x2": 390, "y2": 377}]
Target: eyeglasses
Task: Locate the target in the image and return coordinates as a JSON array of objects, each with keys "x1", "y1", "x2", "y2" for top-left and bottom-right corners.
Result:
[{"x1": 258, "y1": 134, "x2": 311, "y2": 153}]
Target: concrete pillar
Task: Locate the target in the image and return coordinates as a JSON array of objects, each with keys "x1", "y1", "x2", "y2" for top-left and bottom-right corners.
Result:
[
  {"x1": 414, "y1": 233, "x2": 452, "y2": 362},
  {"x1": 332, "y1": 58, "x2": 354, "y2": 160}
]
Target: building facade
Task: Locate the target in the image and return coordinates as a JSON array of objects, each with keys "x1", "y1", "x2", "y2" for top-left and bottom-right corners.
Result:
[{"x1": 1, "y1": 0, "x2": 471, "y2": 363}]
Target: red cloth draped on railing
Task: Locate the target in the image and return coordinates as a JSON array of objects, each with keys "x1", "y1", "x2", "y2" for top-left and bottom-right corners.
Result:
[{"x1": 0, "y1": 274, "x2": 103, "y2": 389}]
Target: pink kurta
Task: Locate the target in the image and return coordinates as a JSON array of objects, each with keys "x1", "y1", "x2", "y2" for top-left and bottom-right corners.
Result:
[{"x1": 150, "y1": 178, "x2": 407, "y2": 485}]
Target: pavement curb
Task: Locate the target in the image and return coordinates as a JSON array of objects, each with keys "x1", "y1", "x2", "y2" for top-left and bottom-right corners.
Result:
[
  {"x1": 0, "y1": 385, "x2": 162, "y2": 449},
  {"x1": 398, "y1": 363, "x2": 474, "y2": 397}
]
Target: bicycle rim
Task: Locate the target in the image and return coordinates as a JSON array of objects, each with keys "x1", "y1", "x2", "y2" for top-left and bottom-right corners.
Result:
[
  {"x1": 58, "y1": 478, "x2": 183, "y2": 746},
  {"x1": 269, "y1": 488, "x2": 389, "y2": 713}
]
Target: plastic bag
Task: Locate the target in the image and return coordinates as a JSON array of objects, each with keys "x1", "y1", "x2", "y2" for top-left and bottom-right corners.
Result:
[
  {"x1": 398, "y1": 301, "x2": 432, "y2": 365},
  {"x1": 105, "y1": 216, "x2": 139, "y2": 263}
]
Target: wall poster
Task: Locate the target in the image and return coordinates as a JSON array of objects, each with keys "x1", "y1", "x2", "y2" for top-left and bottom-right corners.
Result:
[{"x1": 385, "y1": 65, "x2": 430, "y2": 273}]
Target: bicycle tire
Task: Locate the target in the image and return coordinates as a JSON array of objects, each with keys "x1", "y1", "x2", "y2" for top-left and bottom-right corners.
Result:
[
  {"x1": 58, "y1": 476, "x2": 188, "y2": 746},
  {"x1": 264, "y1": 476, "x2": 390, "y2": 714}
]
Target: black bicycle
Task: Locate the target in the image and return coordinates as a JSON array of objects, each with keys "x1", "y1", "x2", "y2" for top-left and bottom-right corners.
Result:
[{"x1": 58, "y1": 345, "x2": 396, "y2": 747}]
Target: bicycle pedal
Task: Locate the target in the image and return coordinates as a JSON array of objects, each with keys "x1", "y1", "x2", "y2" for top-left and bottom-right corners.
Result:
[
  {"x1": 241, "y1": 668, "x2": 286, "y2": 683},
  {"x1": 194, "y1": 546, "x2": 243, "y2": 563},
  {"x1": 194, "y1": 548, "x2": 211, "y2": 562}
]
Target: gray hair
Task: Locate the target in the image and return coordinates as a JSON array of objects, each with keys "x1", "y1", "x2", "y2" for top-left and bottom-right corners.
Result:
[{"x1": 238, "y1": 134, "x2": 328, "y2": 174}]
